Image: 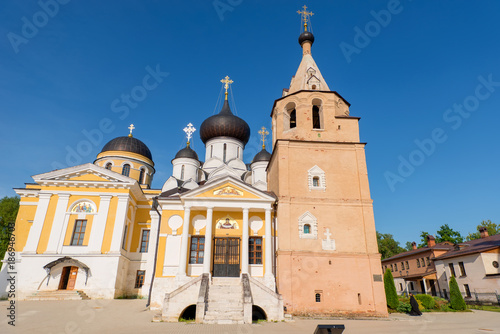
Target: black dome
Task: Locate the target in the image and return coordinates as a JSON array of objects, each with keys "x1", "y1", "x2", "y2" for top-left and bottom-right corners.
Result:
[
  {"x1": 101, "y1": 136, "x2": 153, "y2": 161},
  {"x1": 174, "y1": 145, "x2": 199, "y2": 160},
  {"x1": 298, "y1": 31, "x2": 315, "y2": 46},
  {"x1": 252, "y1": 148, "x2": 272, "y2": 163},
  {"x1": 199, "y1": 99, "x2": 251, "y2": 146}
]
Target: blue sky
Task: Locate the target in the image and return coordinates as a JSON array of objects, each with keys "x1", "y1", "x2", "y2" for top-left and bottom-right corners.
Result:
[{"x1": 1, "y1": 0, "x2": 499, "y2": 246}]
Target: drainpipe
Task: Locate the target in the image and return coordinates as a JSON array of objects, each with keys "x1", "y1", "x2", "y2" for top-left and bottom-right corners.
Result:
[
  {"x1": 273, "y1": 200, "x2": 278, "y2": 293},
  {"x1": 146, "y1": 196, "x2": 162, "y2": 308}
]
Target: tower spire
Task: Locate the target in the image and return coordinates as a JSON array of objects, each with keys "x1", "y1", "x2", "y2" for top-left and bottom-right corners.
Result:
[
  {"x1": 220, "y1": 75, "x2": 234, "y2": 101},
  {"x1": 297, "y1": 5, "x2": 314, "y2": 32}
]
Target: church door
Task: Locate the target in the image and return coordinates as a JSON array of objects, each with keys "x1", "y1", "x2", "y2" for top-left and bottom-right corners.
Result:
[
  {"x1": 213, "y1": 237, "x2": 240, "y2": 277},
  {"x1": 58, "y1": 266, "x2": 78, "y2": 290}
]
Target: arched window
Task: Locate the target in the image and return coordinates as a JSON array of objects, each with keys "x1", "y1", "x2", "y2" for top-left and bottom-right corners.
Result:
[
  {"x1": 105, "y1": 162, "x2": 112, "y2": 170},
  {"x1": 290, "y1": 109, "x2": 296, "y2": 128},
  {"x1": 312, "y1": 176, "x2": 319, "y2": 187},
  {"x1": 139, "y1": 168, "x2": 145, "y2": 184},
  {"x1": 312, "y1": 105, "x2": 321, "y2": 129},
  {"x1": 180, "y1": 165, "x2": 185, "y2": 180},
  {"x1": 122, "y1": 164, "x2": 130, "y2": 177},
  {"x1": 315, "y1": 293, "x2": 321, "y2": 302},
  {"x1": 237, "y1": 146, "x2": 240, "y2": 159},
  {"x1": 304, "y1": 224, "x2": 311, "y2": 234},
  {"x1": 210, "y1": 145, "x2": 213, "y2": 158},
  {"x1": 223, "y1": 144, "x2": 227, "y2": 162}
]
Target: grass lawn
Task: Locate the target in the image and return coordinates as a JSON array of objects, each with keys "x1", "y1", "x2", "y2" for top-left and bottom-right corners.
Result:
[{"x1": 468, "y1": 305, "x2": 500, "y2": 312}]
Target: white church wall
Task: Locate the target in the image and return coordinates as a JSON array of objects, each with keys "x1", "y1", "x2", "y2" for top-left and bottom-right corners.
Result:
[
  {"x1": 172, "y1": 157, "x2": 200, "y2": 182},
  {"x1": 163, "y1": 235, "x2": 181, "y2": 276},
  {"x1": 205, "y1": 137, "x2": 244, "y2": 163}
]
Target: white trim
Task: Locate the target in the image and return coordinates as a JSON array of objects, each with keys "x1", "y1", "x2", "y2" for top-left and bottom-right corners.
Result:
[
  {"x1": 298, "y1": 211, "x2": 318, "y2": 239},
  {"x1": 308, "y1": 165, "x2": 326, "y2": 192}
]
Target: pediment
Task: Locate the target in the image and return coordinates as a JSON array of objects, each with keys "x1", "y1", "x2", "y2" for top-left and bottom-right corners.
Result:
[{"x1": 33, "y1": 163, "x2": 135, "y2": 185}]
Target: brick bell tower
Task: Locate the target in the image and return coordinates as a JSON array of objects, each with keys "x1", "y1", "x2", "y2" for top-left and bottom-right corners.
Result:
[{"x1": 267, "y1": 6, "x2": 388, "y2": 317}]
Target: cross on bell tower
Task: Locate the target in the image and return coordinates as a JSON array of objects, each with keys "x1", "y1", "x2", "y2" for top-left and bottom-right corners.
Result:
[
  {"x1": 297, "y1": 5, "x2": 314, "y2": 31},
  {"x1": 183, "y1": 123, "x2": 196, "y2": 147}
]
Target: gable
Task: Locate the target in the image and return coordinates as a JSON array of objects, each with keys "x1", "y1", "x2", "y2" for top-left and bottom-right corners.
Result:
[
  {"x1": 33, "y1": 163, "x2": 133, "y2": 185},
  {"x1": 67, "y1": 174, "x2": 113, "y2": 182},
  {"x1": 194, "y1": 182, "x2": 260, "y2": 200}
]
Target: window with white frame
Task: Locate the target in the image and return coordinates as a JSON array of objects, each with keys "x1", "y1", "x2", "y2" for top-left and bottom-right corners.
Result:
[
  {"x1": 308, "y1": 165, "x2": 326, "y2": 191},
  {"x1": 298, "y1": 211, "x2": 318, "y2": 239}
]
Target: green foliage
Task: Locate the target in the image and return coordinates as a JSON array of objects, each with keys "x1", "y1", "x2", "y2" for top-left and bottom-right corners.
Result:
[
  {"x1": 377, "y1": 232, "x2": 405, "y2": 259},
  {"x1": 0, "y1": 196, "x2": 19, "y2": 267},
  {"x1": 418, "y1": 231, "x2": 430, "y2": 248},
  {"x1": 396, "y1": 302, "x2": 411, "y2": 313},
  {"x1": 466, "y1": 220, "x2": 499, "y2": 241},
  {"x1": 436, "y1": 224, "x2": 463, "y2": 244},
  {"x1": 449, "y1": 276, "x2": 466, "y2": 310},
  {"x1": 415, "y1": 294, "x2": 435, "y2": 309},
  {"x1": 383, "y1": 268, "x2": 399, "y2": 310},
  {"x1": 404, "y1": 241, "x2": 414, "y2": 251}
]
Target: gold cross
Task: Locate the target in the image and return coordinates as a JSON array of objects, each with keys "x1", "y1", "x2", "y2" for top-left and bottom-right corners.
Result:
[
  {"x1": 220, "y1": 75, "x2": 234, "y2": 100},
  {"x1": 258, "y1": 126, "x2": 269, "y2": 149},
  {"x1": 183, "y1": 123, "x2": 196, "y2": 146},
  {"x1": 128, "y1": 124, "x2": 135, "y2": 137},
  {"x1": 297, "y1": 5, "x2": 314, "y2": 31}
]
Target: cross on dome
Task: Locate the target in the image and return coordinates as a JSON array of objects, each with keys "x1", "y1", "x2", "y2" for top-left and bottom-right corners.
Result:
[
  {"x1": 128, "y1": 124, "x2": 135, "y2": 137},
  {"x1": 220, "y1": 75, "x2": 234, "y2": 100},
  {"x1": 183, "y1": 123, "x2": 196, "y2": 146},
  {"x1": 258, "y1": 126, "x2": 269, "y2": 149},
  {"x1": 297, "y1": 5, "x2": 314, "y2": 31}
]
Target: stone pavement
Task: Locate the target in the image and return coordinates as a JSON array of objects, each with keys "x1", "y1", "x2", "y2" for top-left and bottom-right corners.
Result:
[{"x1": 1, "y1": 300, "x2": 500, "y2": 334}]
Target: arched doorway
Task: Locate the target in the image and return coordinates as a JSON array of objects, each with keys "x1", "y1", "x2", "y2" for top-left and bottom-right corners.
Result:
[
  {"x1": 252, "y1": 305, "x2": 267, "y2": 322},
  {"x1": 179, "y1": 304, "x2": 196, "y2": 322}
]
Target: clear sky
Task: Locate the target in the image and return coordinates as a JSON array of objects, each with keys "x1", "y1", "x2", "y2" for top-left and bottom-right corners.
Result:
[{"x1": 1, "y1": 0, "x2": 499, "y2": 246}]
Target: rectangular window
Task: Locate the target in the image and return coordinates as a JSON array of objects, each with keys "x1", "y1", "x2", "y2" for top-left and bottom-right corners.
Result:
[
  {"x1": 122, "y1": 225, "x2": 128, "y2": 250},
  {"x1": 135, "y1": 270, "x2": 145, "y2": 288},
  {"x1": 410, "y1": 282, "x2": 414, "y2": 290},
  {"x1": 401, "y1": 262, "x2": 404, "y2": 270},
  {"x1": 394, "y1": 263, "x2": 398, "y2": 271},
  {"x1": 426, "y1": 257, "x2": 431, "y2": 266},
  {"x1": 140, "y1": 229, "x2": 150, "y2": 253},
  {"x1": 390, "y1": 264, "x2": 393, "y2": 272},
  {"x1": 416, "y1": 259, "x2": 420, "y2": 268},
  {"x1": 449, "y1": 263, "x2": 456, "y2": 277},
  {"x1": 421, "y1": 258, "x2": 426, "y2": 267},
  {"x1": 458, "y1": 262, "x2": 467, "y2": 277},
  {"x1": 399, "y1": 283, "x2": 403, "y2": 291},
  {"x1": 405, "y1": 261, "x2": 409, "y2": 269},
  {"x1": 189, "y1": 236, "x2": 205, "y2": 264},
  {"x1": 71, "y1": 220, "x2": 87, "y2": 246},
  {"x1": 464, "y1": 284, "x2": 471, "y2": 298},
  {"x1": 249, "y1": 237, "x2": 263, "y2": 264}
]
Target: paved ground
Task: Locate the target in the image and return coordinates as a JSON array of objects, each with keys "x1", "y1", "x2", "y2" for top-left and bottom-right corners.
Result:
[{"x1": 1, "y1": 300, "x2": 500, "y2": 334}]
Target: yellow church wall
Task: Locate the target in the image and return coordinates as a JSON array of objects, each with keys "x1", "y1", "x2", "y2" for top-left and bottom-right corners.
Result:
[
  {"x1": 36, "y1": 195, "x2": 59, "y2": 253},
  {"x1": 130, "y1": 221, "x2": 151, "y2": 253},
  {"x1": 62, "y1": 214, "x2": 95, "y2": 246},
  {"x1": 26, "y1": 184, "x2": 41, "y2": 190},
  {"x1": 212, "y1": 211, "x2": 242, "y2": 238},
  {"x1": 155, "y1": 236, "x2": 167, "y2": 277},
  {"x1": 14, "y1": 203, "x2": 37, "y2": 251},
  {"x1": 101, "y1": 196, "x2": 119, "y2": 253},
  {"x1": 161, "y1": 210, "x2": 184, "y2": 234}
]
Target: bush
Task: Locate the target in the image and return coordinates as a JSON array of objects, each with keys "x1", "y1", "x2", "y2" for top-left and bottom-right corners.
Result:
[
  {"x1": 449, "y1": 276, "x2": 467, "y2": 310},
  {"x1": 397, "y1": 302, "x2": 411, "y2": 313},
  {"x1": 415, "y1": 294, "x2": 436, "y2": 309},
  {"x1": 383, "y1": 268, "x2": 399, "y2": 310}
]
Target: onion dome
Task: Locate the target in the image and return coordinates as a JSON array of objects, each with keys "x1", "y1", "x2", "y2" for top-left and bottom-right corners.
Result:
[
  {"x1": 199, "y1": 99, "x2": 251, "y2": 146},
  {"x1": 100, "y1": 136, "x2": 153, "y2": 160},
  {"x1": 298, "y1": 31, "x2": 314, "y2": 46},
  {"x1": 174, "y1": 145, "x2": 199, "y2": 160},
  {"x1": 252, "y1": 148, "x2": 272, "y2": 163}
]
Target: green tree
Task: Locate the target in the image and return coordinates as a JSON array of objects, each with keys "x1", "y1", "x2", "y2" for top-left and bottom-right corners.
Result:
[
  {"x1": 466, "y1": 220, "x2": 499, "y2": 241},
  {"x1": 377, "y1": 232, "x2": 405, "y2": 260},
  {"x1": 449, "y1": 276, "x2": 466, "y2": 310},
  {"x1": 436, "y1": 224, "x2": 463, "y2": 244},
  {"x1": 0, "y1": 196, "x2": 19, "y2": 267},
  {"x1": 418, "y1": 231, "x2": 430, "y2": 248},
  {"x1": 404, "y1": 241, "x2": 415, "y2": 251},
  {"x1": 383, "y1": 268, "x2": 399, "y2": 310}
]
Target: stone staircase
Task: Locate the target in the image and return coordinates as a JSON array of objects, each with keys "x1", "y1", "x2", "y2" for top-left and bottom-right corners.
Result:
[
  {"x1": 26, "y1": 290, "x2": 89, "y2": 301},
  {"x1": 203, "y1": 277, "x2": 244, "y2": 324}
]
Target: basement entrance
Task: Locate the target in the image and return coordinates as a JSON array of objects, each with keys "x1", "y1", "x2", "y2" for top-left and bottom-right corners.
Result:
[{"x1": 213, "y1": 237, "x2": 240, "y2": 277}]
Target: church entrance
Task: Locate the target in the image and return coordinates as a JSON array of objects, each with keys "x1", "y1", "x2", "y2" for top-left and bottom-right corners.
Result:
[
  {"x1": 58, "y1": 266, "x2": 78, "y2": 290},
  {"x1": 213, "y1": 237, "x2": 240, "y2": 277}
]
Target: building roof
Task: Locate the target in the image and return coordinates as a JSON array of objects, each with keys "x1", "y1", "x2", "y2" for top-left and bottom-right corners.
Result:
[
  {"x1": 174, "y1": 145, "x2": 199, "y2": 160},
  {"x1": 381, "y1": 242, "x2": 454, "y2": 263},
  {"x1": 100, "y1": 136, "x2": 153, "y2": 161},
  {"x1": 434, "y1": 234, "x2": 500, "y2": 260},
  {"x1": 252, "y1": 148, "x2": 272, "y2": 163}
]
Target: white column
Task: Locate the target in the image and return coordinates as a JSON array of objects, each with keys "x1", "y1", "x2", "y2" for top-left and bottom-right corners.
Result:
[
  {"x1": 422, "y1": 278, "x2": 428, "y2": 294},
  {"x1": 87, "y1": 195, "x2": 112, "y2": 253},
  {"x1": 45, "y1": 194, "x2": 70, "y2": 253},
  {"x1": 264, "y1": 208, "x2": 273, "y2": 278},
  {"x1": 203, "y1": 207, "x2": 213, "y2": 274},
  {"x1": 109, "y1": 195, "x2": 130, "y2": 253},
  {"x1": 177, "y1": 207, "x2": 191, "y2": 276},
  {"x1": 23, "y1": 193, "x2": 52, "y2": 253},
  {"x1": 242, "y1": 208, "x2": 249, "y2": 274}
]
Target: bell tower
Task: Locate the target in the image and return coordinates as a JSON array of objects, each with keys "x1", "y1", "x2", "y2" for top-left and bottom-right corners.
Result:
[{"x1": 267, "y1": 7, "x2": 388, "y2": 317}]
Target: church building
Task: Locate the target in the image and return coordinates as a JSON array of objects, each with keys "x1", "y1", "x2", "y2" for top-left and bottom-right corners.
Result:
[{"x1": 2, "y1": 7, "x2": 387, "y2": 323}]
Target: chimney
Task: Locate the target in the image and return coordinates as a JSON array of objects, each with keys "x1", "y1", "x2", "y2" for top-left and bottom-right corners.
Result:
[
  {"x1": 426, "y1": 235, "x2": 436, "y2": 247},
  {"x1": 411, "y1": 241, "x2": 417, "y2": 250},
  {"x1": 479, "y1": 227, "x2": 489, "y2": 238}
]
